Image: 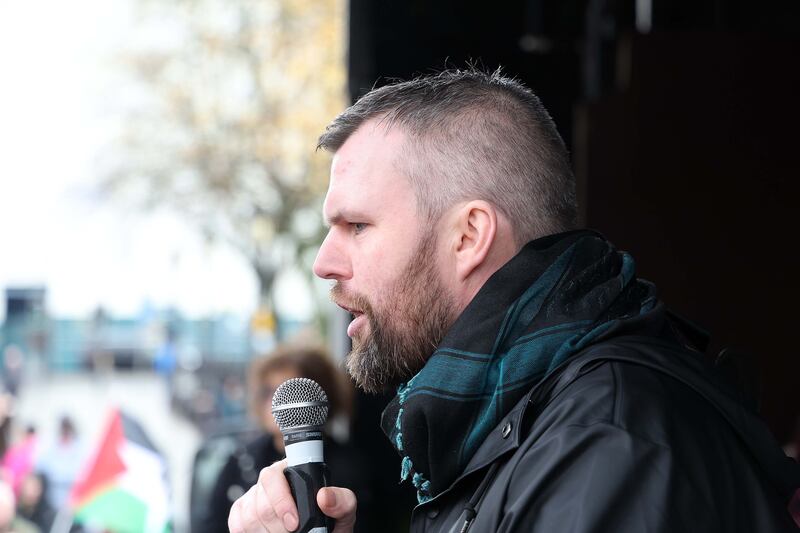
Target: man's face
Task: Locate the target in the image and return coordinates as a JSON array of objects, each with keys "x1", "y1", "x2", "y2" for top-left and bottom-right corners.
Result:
[{"x1": 313, "y1": 122, "x2": 456, "y2": 393}]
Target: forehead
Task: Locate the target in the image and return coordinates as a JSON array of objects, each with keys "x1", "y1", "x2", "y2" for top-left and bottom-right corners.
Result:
[{"x1": 324, "y1": 121, "x2": 416, "y2": 219}]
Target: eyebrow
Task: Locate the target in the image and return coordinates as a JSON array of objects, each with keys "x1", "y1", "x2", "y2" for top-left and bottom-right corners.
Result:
[{"x1": 324, "y1": 209, "x2": 371, "y2": 228}]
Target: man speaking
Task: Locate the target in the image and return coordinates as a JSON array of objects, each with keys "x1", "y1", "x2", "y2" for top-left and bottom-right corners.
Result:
[{"x1": 228, "y1": 68, "x2": 800, "y2": 532}]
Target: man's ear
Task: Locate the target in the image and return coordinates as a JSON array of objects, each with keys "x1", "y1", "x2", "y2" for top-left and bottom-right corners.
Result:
[{"x1": 452, "y1": 201, "x2": 497, "y2": 282}]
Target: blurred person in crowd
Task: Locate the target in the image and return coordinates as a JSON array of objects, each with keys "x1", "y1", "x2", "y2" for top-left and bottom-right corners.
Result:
[
  {"x1": 1, "y1": 346, "x2": 25, "y2": 398},
  {"x1": 0, "y1": 480, "x2": 39, "y2": 533},
  {"x1": 1, "y1": 426, "x2": 37, "y2": 496},
  {"x1": 200, "y1": 345, "x2": 369, "y2": 533},
  {"x1": 35, "y1": 417, "x2": 85, "y2": 511},
  {"x1": 15, "y1": 473, "x2": 54, "y2": 532},
  {"x1": 153, "y1": 324, "x2": 178, "y2": 391},
  {"x1": 0, "y1": 394, "x2": 13, "y2": 457}
]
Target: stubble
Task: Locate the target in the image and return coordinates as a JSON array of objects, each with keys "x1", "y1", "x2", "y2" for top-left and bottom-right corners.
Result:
[{"x1": 331, "y1": 232, "x2": 456, "y2": 394}]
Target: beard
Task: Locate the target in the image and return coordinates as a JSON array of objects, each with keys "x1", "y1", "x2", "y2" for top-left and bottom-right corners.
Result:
[{"x1": 331, "y1": 231, "x2": 457, "y2": 394}]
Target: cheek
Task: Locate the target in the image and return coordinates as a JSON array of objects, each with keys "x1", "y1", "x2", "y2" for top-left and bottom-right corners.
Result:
[
  {"x1": 353, "y1": 224, "x2": 423, "y2": 295},
  {"x1": 353, "y1": 242, "x2": 390, "y2": 286}
]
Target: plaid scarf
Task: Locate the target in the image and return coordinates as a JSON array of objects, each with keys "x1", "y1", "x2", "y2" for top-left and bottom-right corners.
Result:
[{"x1": 381, "y1": 230, "x2": 658, "y2": 502}]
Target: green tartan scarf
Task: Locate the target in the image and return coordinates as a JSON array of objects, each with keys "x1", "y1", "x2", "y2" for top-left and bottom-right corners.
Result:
[{"x1": 381, "y1": 230, "x2": 658, "y2": 502}]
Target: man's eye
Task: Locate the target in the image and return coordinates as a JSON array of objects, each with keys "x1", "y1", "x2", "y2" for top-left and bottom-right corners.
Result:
[{"x1": 352, "y1": 222, "x2": 367, "y2": 234}]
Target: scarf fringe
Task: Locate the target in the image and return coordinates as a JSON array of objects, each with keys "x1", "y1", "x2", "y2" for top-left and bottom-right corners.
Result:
[{"x1": 400, "y1": 456, "x2": 412, "y2": 480}]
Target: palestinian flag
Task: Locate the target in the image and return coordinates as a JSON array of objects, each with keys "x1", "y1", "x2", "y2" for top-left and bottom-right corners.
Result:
[{"x1": 69, "y1": 409, "x2": 172, "y2": 533}]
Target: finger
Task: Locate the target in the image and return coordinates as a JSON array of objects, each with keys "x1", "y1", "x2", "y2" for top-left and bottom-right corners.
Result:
[
  {"x1": 317, "y1": 487, "x2": 357, "y2": 532},
  {"x1": 260, "y1": 460, "x2": 299, "y2": 532},
  {"x1": 240, "y1": 485, "x2": 268, "y2": 532},
  {"x1": 253, "y1": 474, "x2": 284, "y2": 531},
  {"x1": 228, "y1": 497, "x2": 243, "y2": 533}
]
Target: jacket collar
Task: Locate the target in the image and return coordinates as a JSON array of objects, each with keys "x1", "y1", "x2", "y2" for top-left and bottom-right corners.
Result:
[
  {"x1": 443, "y1": 361, "x2": 562, "y2": 496},
  {"x1": 439, "y1": 306, "x2": 672, "y2": 495},
  {"x1": 446, "y1": 319, "x2": 800, "y2": 509}
]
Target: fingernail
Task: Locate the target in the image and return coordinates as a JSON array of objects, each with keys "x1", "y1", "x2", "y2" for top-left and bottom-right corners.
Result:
[{"x1": 283, "y1": 512, "x2": 298, "y2": 531}]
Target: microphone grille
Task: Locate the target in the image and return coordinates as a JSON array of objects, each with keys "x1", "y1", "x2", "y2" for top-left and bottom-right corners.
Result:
[{"x1": 271, "y1": 377, "x2": 329, "y2": 430}]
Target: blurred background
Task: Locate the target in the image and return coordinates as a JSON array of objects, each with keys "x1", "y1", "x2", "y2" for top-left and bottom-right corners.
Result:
[{"x1": 0, "y1": 0, "x2": 797, "y2": 531}]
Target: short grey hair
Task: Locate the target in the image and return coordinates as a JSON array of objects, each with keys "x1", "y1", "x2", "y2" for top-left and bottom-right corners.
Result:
[{"x1": 317, "y1": 67, "x2": 577, "y2": 246}]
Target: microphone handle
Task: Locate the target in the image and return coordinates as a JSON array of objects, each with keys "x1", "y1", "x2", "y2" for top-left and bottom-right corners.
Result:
[{"x1": 284, "y1": 462, "x2": 333, "y2": 533}]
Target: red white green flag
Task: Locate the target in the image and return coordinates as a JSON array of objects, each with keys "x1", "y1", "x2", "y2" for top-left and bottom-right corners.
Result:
[{"x1": 69, "y1": 408, "x2": 172, "y2": 533}]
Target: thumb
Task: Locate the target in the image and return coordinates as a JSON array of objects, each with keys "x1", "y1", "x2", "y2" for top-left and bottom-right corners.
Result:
[{"x1": 317, "y1": 487, "x2": 357, "y2": 533}]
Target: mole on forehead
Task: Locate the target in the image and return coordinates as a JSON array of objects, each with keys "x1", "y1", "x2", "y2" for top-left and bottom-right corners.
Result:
[{"x1": 333, "y1": 156, "x2": 354, "y2": 174}]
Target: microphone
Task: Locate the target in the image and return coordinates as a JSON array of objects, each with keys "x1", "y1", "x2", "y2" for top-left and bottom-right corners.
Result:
[{"x1": 272, "y1": 377, "x2": 333, "y2": 533}]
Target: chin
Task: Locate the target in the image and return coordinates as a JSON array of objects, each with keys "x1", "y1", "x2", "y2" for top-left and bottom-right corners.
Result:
[{"x1": 346, "y1": 350, "x2": 419, "y2": 395}]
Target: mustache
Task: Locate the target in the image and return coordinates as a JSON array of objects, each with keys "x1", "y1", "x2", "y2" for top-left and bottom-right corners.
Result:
[{"x1": 330, "y1": 283, "x2": 374, "y2": 315}]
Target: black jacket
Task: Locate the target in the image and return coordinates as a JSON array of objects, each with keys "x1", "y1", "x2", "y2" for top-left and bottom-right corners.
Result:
[
  {"x1": 408, "y1": 315, "x2": 800, "y2": 532},
  {"x1": 201, "y1": 433, "x2": 282, "y2": 533}
]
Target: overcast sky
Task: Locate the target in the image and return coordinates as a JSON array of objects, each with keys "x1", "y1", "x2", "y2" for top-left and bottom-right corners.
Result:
[{"x1": 0, "y1": 0, "x2": 318, "y2": 321}]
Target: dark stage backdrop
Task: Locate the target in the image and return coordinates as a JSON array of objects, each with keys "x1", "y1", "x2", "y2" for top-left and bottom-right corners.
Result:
[{"x1": 343, "y1": 1, "x2": 800, "y2": 524}]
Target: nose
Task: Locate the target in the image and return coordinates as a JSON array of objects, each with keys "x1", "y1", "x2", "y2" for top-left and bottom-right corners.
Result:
[{"x1": 313, "y1": 230, "x2": 351, "y2": 281}]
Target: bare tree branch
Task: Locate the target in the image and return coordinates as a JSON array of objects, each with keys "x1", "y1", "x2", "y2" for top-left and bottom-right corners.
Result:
[{"x1": 99, "y1": 0, "x2": 345, "y2": 320}]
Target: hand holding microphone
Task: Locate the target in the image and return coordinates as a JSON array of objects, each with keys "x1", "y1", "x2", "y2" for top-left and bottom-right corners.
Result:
[{"x1": 227, "y1": 378, "x2": 357, "y2": 533}]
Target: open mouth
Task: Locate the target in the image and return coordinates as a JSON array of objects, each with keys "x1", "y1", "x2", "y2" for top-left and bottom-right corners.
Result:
[
  {"x1": 335, "y1": 300, "x2": 362, "y2": 317},
  {"x1": 346, "y1": 313, "x2": 366, "y2": 338},
  {"x1": 331, "y1": 288, "x2": 369, "y2": 337},
  {"x1": 335, "y1": 303, "x2": 366, "y2": 337}
]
